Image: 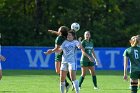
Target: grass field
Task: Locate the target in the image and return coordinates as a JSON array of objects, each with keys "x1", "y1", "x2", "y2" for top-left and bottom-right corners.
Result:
[{"x1": 0, "y1": 70, "x2": 133, "y2": 93}]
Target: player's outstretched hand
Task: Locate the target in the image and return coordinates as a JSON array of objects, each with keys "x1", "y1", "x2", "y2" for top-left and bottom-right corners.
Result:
[
  {"x1": 0, "y1": 55, "x2": 6, "y2": 61},
  {"x1": 95, "y1": 59, "x2": 99, "y2": 66},
  {"x1": 48, "y1": 30, "x2": 53, "y2": 33},
  {"x1": 44, "y1": 49, "x2": 52, "y2": 55},
  {"x1": 95, "y1": 62, "x2": 98, "y2": 66},
  {"x1": 78, "y1": 37, "x2": 82, "y2": 42},
  {"x1": 48, "y1": 30, "x2": 59, "y2": 35}
]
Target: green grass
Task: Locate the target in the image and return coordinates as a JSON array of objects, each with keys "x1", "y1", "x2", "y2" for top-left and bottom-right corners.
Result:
[{"x1": 0, "y1": 70, "x2": 133, "y2": 93}]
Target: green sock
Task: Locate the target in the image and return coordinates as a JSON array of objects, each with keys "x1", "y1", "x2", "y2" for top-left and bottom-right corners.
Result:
[
  {"x1": 92, "y1": 76, "x2": 97, "y2": 87},
  {"x1": 65, "y1": 79, "x2": 69, "y2": 87},
  {"x1": 67, "y1": 72, "x2": 73, "y2": 86},
  {"x1": 79, "y1": 76, "x2": 84, "y2": 87},
  {"x1": 131, "y1": 86, "x2": 137, "y2": 93}
]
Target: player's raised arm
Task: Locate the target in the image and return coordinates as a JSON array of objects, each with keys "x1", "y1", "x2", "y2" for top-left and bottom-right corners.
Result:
[
  {"x1": 44, "y1": 44, "x2": 61, "y2": 55},
  {"x1": 48, "y1": 30, "x2": 60, "y2": 35}
]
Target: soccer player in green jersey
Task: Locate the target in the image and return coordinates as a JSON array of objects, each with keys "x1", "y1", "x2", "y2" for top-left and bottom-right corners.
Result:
[
  {"x1": 44, "y1": 26, "x2": 71, "y2": 92},
  {"x1": 138, "y1": 35, "x2": 140, "y2": 88},
  {"x1": 123, "y1": 35, "x2": 140, "y2": 93},
  {"x1": 78, "y1": 31, "x2": 99, "y2": 90}
]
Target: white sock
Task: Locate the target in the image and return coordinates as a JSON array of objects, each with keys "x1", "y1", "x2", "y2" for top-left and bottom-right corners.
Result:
[
  {"x1": 60, "y1": 82, "x2": 65, "y2": 93},
  {"x1": 72, "y1": 80, "x2": 79, "y2": 93}
]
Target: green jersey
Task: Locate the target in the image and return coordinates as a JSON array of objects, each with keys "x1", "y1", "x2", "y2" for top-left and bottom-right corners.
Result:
[
  {"x1": 55, "y1": 36, "x2": 65, "y2": 62},
  {"x1": 80, "y1": 39, "x2": 94, "y2": 62},
  {"x1": 123, "y1": 46, "x2": 140, "y2": 72}
]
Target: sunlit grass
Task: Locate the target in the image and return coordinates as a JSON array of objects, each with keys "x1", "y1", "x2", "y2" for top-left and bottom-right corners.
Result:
[{"x1": 0, "y1": 70, "x2": 132, "y2": 93}]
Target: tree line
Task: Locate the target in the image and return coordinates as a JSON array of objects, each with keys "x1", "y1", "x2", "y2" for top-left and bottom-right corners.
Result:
[{"x1": 0, "y1": 0, "x2": 140, "y2": 47}]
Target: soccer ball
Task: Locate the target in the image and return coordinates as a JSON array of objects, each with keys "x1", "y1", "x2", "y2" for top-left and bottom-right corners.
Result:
[{"x1": 71, "y1": 22, "x2": 80, "y2": 32}]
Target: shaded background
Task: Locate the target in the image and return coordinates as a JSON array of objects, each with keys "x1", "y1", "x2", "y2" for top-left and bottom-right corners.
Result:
[{"x1": 0, "y1": 0, "x2": 140, "y2": 47}]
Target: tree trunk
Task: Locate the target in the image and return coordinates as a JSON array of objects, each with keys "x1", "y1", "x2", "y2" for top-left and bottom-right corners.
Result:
[{"x1": 35, "y1": 0, "x2": 43, "y2": 36}]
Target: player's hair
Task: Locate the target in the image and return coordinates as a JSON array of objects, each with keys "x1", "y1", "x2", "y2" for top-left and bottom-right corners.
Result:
[
  {"x1": 84, "y1": 31, "x2": 91, "y2": 36},
  {"x1": 68, "y1": 30, "x2": 77, "y2": 40},
  {"x1": 136, "y1": 35, "x2": 140, "y2": 39},
  {"x1": 130, "y1": 35, "x2": 140, "y2": 47},
  {"x1": 59, "y1": 26, "x2": 69, "y2": 38},
  {"x1": 85, "y1": 31, "x2": 90, "y2": 33},
  {"x1": 84, "y1": 31, "x2": 92, "y2": 41},
  {"x1": 136, "y1": 35, "x2": 140, "y2": 45}
]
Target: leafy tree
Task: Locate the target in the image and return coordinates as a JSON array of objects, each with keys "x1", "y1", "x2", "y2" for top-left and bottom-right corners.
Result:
[{"x1": 0, "y1": 0, "x2": 140, "y2": 47}]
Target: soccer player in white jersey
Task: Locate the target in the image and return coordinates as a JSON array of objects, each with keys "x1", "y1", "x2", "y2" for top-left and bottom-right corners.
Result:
[
  {"x1": 57, "y1": 31, "x2": 93, "y2": 93},
  {"x1": 0, "y1": 44, "x2": 6, "y2": 80},
  {"x1": 45, "y1": 30, "x2": 93, "y2": 93},
  {"x1": 0, "y1": 55, "x2": 5, "y2": 80}
]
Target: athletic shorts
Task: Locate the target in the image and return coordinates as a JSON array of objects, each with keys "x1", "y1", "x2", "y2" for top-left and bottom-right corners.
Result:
[
  {"x1": 55, "y1": 54, "x2": 62, "y2": 62},
  {"x1": 80, "y1": 61, "x2": 95, "y2": 67},
  {"x1": 0, "y1": 62, "x2": 2, "y2": 70},
  {"x1": 130, "y1": 71, "x2": 140, "y2": 79},
  {"x1": 60, "y1": 63, "x2": 77, "y2": 71}
]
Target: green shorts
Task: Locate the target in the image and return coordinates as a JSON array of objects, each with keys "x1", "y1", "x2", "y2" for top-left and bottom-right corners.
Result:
[
  {"x1": 80, "y1": 61, "x2": 95, "y2": 67},
  {"x1": 55, "y1": 54, "x2": 62, "y2": 62},
  {"x1": 55, "y1": 55, "x2": 62, "y2": 62},
  {"x1": 55, "y1": 52, "x2": 63, "y2": 62},
  {"x1": 130, "y1": 71, "x2": 140, "y2": 79}
]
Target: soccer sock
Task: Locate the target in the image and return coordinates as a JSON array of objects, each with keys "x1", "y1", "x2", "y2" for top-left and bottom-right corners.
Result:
[
  {"x1": 131, "y1": 86, "x2": 137, "y2": 93},
  {"x1": 92, "y1": 75, "x2": 97, "y2": 87},
  {"x1": 60, "y1": 82, "x2": 65, "y2": 93},
  {"x1": 72, "y1": 80, "x2": 79, "y2": 93},
  {"x1": 65, "y1": 79, "x2": 69, "y2": 87},
  {"x1": 79, "y1": 76, "x2": 84, "y2": 87}
]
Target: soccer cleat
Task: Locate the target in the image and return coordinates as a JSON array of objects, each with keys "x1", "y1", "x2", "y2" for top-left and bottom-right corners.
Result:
[
  {"x1": 66, "y1": 84, "x2": 70, "y2": 93},
  {"x1": 129, "y1": 86, "x2": 131, "y2": 89},
  {"x1": 94, "y1": 87, "x2": 99, "y2": 90},
  {"x1": 79, "y1": 87, "x2": 81, "y2": 90}
]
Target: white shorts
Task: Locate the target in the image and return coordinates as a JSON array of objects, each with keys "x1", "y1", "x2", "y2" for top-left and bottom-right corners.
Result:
[
  {"x1": 0, "y1": 62, "x2": 2, "y2": 70},
  {"x1": 60, "y1": 62, "x2": 77, "y2": 71}
]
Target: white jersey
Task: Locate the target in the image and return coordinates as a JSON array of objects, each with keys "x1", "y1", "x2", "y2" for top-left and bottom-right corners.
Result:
[{"x1": 61, "y1": 40, "x2": 80, "y2": 64}]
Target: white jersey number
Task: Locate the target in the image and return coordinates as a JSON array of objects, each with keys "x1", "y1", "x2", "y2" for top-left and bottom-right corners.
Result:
[{"x1": 134, "y1": 49, "x2": 139, "y2": 59}]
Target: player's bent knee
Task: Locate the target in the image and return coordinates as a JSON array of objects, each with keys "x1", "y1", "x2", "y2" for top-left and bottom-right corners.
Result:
[
  {"x1": 56, "y1": 71, "x2": 60, "y2": 74},
  {"x1": 56, "y1": 69, "x2": 60, "y2": 74}
]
